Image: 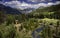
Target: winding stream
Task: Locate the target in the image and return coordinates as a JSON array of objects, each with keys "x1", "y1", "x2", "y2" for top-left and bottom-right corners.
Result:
[{"x1": 32, "y1": 26, "x2": 44, "y2": 38}]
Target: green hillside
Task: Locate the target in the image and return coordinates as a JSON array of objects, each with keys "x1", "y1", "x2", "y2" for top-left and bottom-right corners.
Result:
[
  {"x1": 28, "y1": 4, "x2": 60, "y2": 19},
  {"x1": 0, "y1": 4, "x2": 60, "y2": 38}
]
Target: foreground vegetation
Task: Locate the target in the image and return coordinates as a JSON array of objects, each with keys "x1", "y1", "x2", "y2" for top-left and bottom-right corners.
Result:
[{"x1": 0, "y1": 4, "x2": 60, "y2": 38}]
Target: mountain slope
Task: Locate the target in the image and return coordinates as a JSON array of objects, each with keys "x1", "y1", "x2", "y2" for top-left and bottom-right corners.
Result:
[
  {"x1": 0, "y1": 4, "x2": 35, "y2": 14},
  {"x1": 31, "y1": 4, "x2": 60, "y2": 13},
  {"x1": 0, "y1": 4, "x2": 22, "y2": 14},
  {"x1": 28, "y1": 4, "x2": 60, "y2": 18},
  {"x1": 20, "y1": 8, "x2": 35, "y2": 14}
]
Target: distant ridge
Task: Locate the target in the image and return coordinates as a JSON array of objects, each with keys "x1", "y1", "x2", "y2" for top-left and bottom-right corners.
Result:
[
  {"x1": 0, "y1": 3, "x2": 35, "y2": 14},
  {"x1": 0, "y1": 4, "x2": 22, "y2": 14}
]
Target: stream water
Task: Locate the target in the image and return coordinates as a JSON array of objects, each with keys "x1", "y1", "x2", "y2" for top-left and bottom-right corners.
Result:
[{"x1": 32, "y1": 26, "x2": 44, "y2": 38}]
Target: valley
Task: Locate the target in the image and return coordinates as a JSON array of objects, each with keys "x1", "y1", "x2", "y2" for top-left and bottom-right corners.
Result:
[{"x1": 0, "y1": 3, "x2": 60, "y2": 38}]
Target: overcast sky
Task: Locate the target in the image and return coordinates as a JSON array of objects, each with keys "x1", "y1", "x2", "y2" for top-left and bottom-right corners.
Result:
[
  {"x1": 0, "y1": 0, "x2": 60, "y2": 3},
  {"x1": 0, "y1": 0, "x2": 60, "y2": 9}
]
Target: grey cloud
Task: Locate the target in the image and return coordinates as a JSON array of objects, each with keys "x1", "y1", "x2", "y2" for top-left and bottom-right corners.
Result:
[{"x1": 27, "y1": 0, "x2": 53, "y2": 2}]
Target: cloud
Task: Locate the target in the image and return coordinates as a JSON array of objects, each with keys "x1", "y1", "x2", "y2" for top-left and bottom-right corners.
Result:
[
  {"x1": 0, "y1": 1, "x2": 3, "y2": 4},
  {"x1": 38, "y1": 1, "x2": 60, "y2": 7},
  {"x1": 4, "y1": 1, "x2": 29, "y2": 9},
  {"x1": 55, "y1": 1, "x2": 60, "y2": 4},
  {"x1": 27, "y1": 0, "x2": 53, "y2": 2},
  {"x1": 0, "y1": 1, "x2": 60, "y2": 10},
  {"x1": 3, "y1": 1, "x2": 35, "y2": 9},
  {"x1": 47, "y1": 1, "x2": 60, "y2": 6},
  {"x1": 28, "y1": 0, "x2": 38, "y2": 2}
]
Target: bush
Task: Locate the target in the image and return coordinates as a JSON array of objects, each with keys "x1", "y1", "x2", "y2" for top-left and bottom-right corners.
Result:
[{"x1": 0, "y1": 24, "x2": 16, "y2": 38}]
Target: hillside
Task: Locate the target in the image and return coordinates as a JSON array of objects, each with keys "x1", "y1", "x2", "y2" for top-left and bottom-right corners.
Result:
[
  {"x1": 28, "y1": 4, "x2": 60, "y2": 19},
  {"x1": 0, "y1": 4, "x2": 22, "y2": 14},
  {"x1": 0, "y1": 4, "x2": 35, "y2": 14},
  {"x1": 0, "y1": 3, "x2": 60, "y2": 38}
]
